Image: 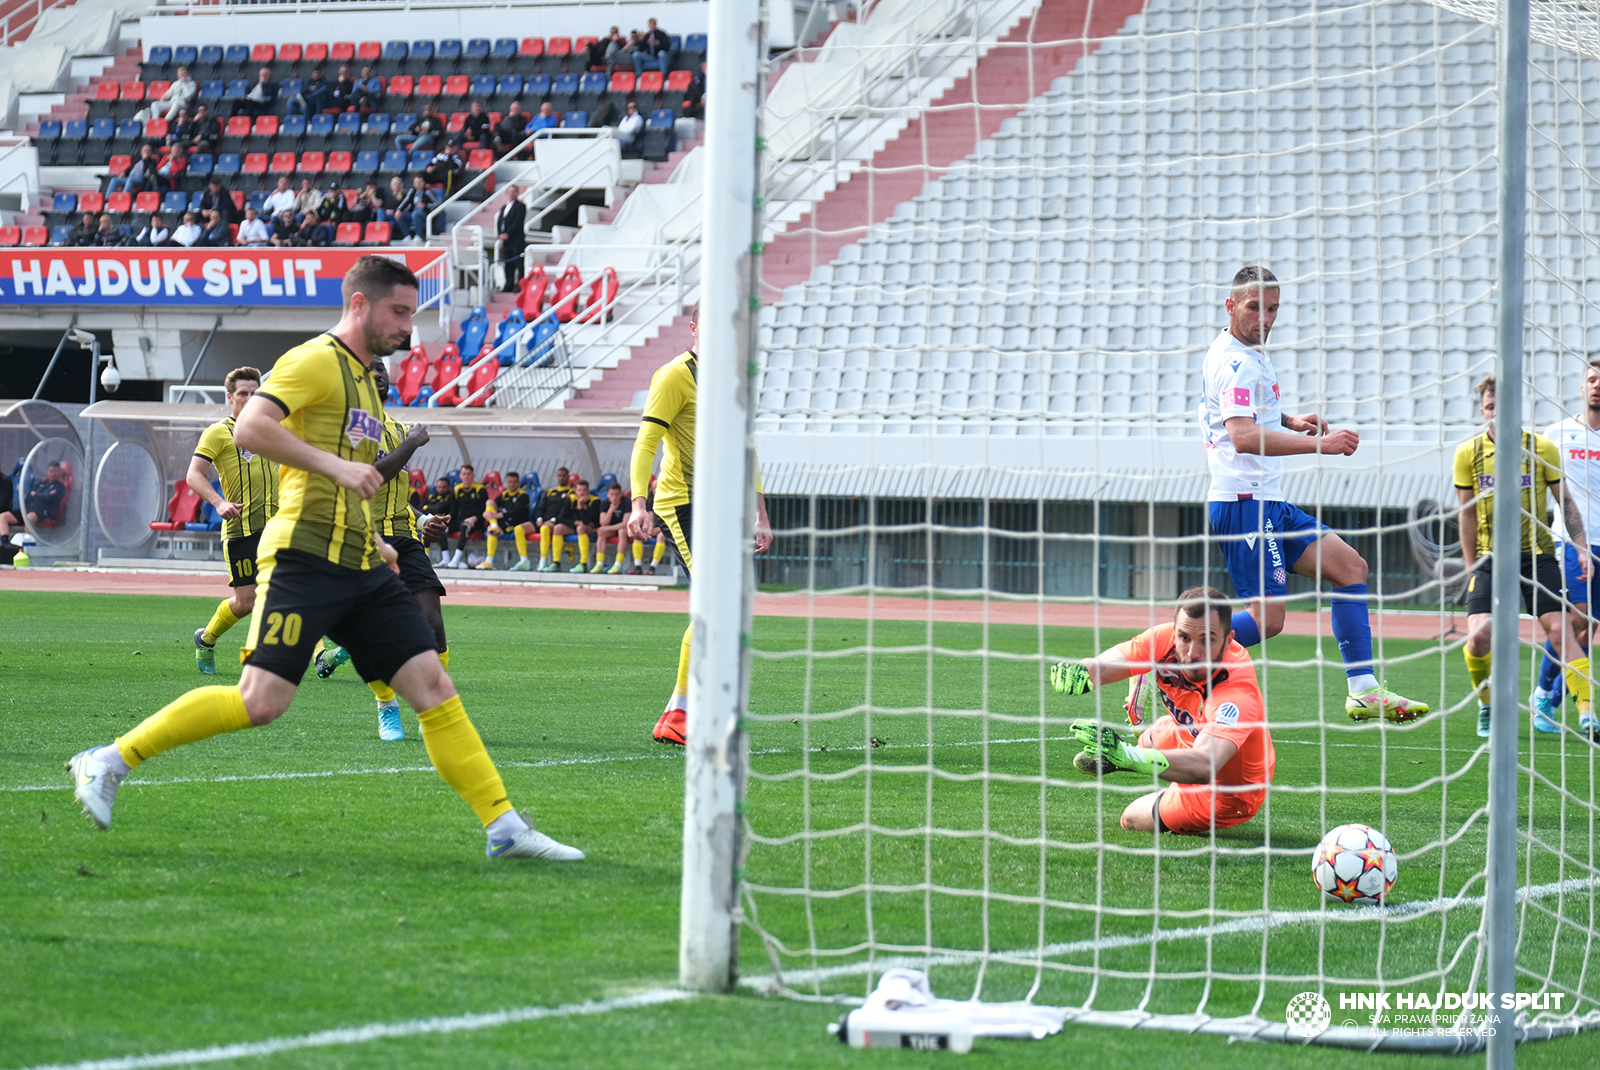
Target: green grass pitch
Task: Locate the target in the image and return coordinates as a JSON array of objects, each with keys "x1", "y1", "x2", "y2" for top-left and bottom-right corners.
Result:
[{"x1": 2, "y1": 590, "x2": 1598, "y2": 1068}]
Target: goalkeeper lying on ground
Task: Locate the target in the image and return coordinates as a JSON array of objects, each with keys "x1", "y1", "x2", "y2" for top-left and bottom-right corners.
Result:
[{"x1": 1050, "y1": 586, "x2": 1277, "y2": 835}]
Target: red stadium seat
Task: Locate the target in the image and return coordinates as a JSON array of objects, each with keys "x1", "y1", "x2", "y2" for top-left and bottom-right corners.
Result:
[
  {"x1": 268, "y1": 151, "x2": 296, "y2": 173},
  {"x1": 356, "y1": 41, "x2": 381, "y2": 60},
  {"x1": 147, "y1": 80, "x2": 172, "y2": 99},
  {"x1": 79, "y1": 191, "x2": 104, "y2": 214},
  {"x1": 228, "y1": 223, "x2": 239, "y2": 243},
  {"x1": 145, "y1": 117, "x2": 169, "y2": 139},
  {"x1": 578, "y1": 266, "x2": 618, "y2": 323},
  {"x1": 362, "y1": 221, "x2": 391, "y2": 245},
  {"x1": 107, "y1": 191, "x2": 132, "y2": 213},
  {"x1": 134, "y1": 191, "x2": 160, "y2": 212},
  {"x1": 517, "y1": 266, "x2": 548, "y2": 317},
  {"x1": 107, "y1": 154, "x2": 132, "y2": 176},
  {"x1": 305, "y1": 43, "x2": 329, "y2": 63},
  {"x1": 387, "y1": 75, "x2": 414, "y2": 97},
  {"x1": 279, "y1": 43, "x2": 303, "y2": 63},
  {"x1": 665, "y1": 70, "x2": 692, "y2": 91},
  {"x1": 416, "y1": 75, "x2": 442, "y2": 98},
  {"x1": 443, "y1": 75, "x2": 469, "y2": 97},
  {"x1": 325, "y1": 150, "x2": 352, "y2": 173},
  {"x1": 225, "y1": 115, "x2": 250, "y2": 137},
  {"x1": 638, "y1": 71, "x2": 663, "y2": 93},
  {"x1": 447, "y1": 112, "x2": 466, "y2": 133},
  {"x1": 609, "y1": 72, "x2": 634, "y2": 93},
  {"x1": 243, "y1": 153, "x2": 269, "y2": 174},
  {"x1": 342, "y1": 188, "x2": 361, "y2": 208},
  {"x1": 298, "y1": 151, "x2": 325, "y2": 173},
  {"x1": 150, "y1": 480, "x2": 201, "y2": 531},
  {"x1": 253, "y1": 115, "x2": 278, "y2": 136},
  {"x1": 397, "y1": 346, "x2": 429, "y2": 404},
  {"x1": 551, "y1": 264, "x2": 583, "y2": 322},
  {"x1": 251, "y1": 44, "x2": 276, "y2": 63},
  {"x1": 547, "y1": 37, "x2": 571, "y2": 55},
  {"x1": 408, "y1": 468, "x2": 425, "y2": 498},
  {"x1": 464, "y1": 355, "x2": 497, "y2": 407},
  {"x1": 121, "y1": 80, "x2": 146, "y2": 101},
  {"x1": 466, "y1": 148, "x2": 494, "y2": 171},
  {"x1": 330, "y1": 41, "x2": 355, "y2": 61},
  {"x1": 0, "y1": 225, "x2": 19, "y2": 247},
  {"x1": 22, "y1": 225, "x2": 46, "y2": 247},
  {"x1": 432, "y1": 345, "x2": 464, "y2": 406},
  {"x1": 574, "y1": 36, "x2": 597, "y2": 54},
  {"x1": 519, "y1": 37, "x2": 544, "y2": 56},
  {"x1": 95, "y1": 80, "x2": 119, "y2": 101},
  {"x1": 230, "y1": 190, "x2": 245, "y2": 211},
  {"x1": 334, "y1": 221, "x2": 361, "y2": 244}
]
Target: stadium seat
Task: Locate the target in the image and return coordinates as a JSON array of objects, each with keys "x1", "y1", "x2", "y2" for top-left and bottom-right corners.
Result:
[
  {"x1": 145, "y1": 117, "x2": 169, "y2": 140},
  {"x1": 334, "y1": 221, "x2": 361, "y2": 245},
  {"x1": 575, "y1": 36, "x2": 598, "y2": 56},
  {"x1": 200, "y1": 44, "x2": 227, "y2": 70},
  {"x1": 243, "y1": 152, "x2": 269, "y2": 175},
  {"x1": 551, "y1": 265, "x2": 583, "y2": 321},
  {"x1": 492, "y1": 308, "x2": 525, "y2": 364},
  {"x1": 465, "y1": 147, "x2": 494, "y2": 175},
  {"x1": 562, "y1": 111, "x2": 587, "y2": 128},
  {"x1": 215, "y1": 152, "x2": 242, "y2": 175},
  {"x1": 410, "y1": 40, "x2": 434, "y2": 63},
  {"x1": 225, "y1": 44, "x2": 249, "y2": 67},
  {"x1": 251, "y1": 44, "x2": 276, "y2": 64},
  {"x1": 496, "y1": 74, "x2": 523, "y2": 98},
  {"x1": 553, "y1": 72, "x2": 578, "y2": 97},
  {"x1": 405, "y1": 149, "x2": 430, "y2": 173},
  {"x1": 266, "y1": 151, "x2": 294, "y2": 174},
  {"x1": 609, "y1": 72, "x2": 634, "y2": 94},
  {"x1": 254, "y1": 115, "x2": 279, "y2": 137},
  {"x1": 525, "y1": 73, "x2": 551, "y2": 98},
  {"x1": 49, "y1": 224, "x2": 71, "y2": 245},
  {"x1": 298, "y1": 151, "x2": 325, "y2": 174},
  {"x1": 417, "y1": 75, "x2": 442, "y2": 98},
  {"x1": 383, "y1": 40, "x2": 408, "y2": 62},
  {"x1": 579, "y1": 72, "x2": 605, "y2": 95},
  {"x1": 520, "y1": 38, "x2": 544, "y2": 56},
  {"x1": 639, "y1": 71, "x2": 663, "y2": 93},
  {"x1": 335, "y1": 112, "x2": 361, "y2": 137},
  {"x1": 134, "y1": 191, "x2": 160, "y2": 213},
  {"x1": 305, "y1": 42, "x2": 329, "y2": 63},
  {"x1": 105, "y1": 153, "x2": 132, "y2": 178},
  {"x1": 174, "y1": 45, "x2": 198, "y2": 66},
  {"x1": 684, "y1": 33, "x2": 707, "y2": 54},
  {"x1": 640, "y1": 109, "x2": 675, "y2": 160},
  {"x1": 326, "y1": 150, "x2": 352, "y2": 173},
  {"x1": 524, "y1": 316, "x2": 559, "y2": 366},
  {"x1": 354, "y1": 149, "x2": 381, "y2": 175},
  {"x1": 437, "y1": 39, "x2": 462, "y2": 63},
  {"x1": 21, "y1": 225, "x2": 47, "y2": 247},
  {"x1": 147, "y1": 80, "x2": 172, "y2": 100},
  {"x1": 229, "y1": 191, "x2": 244, "y2": 212},
  {"x1": 465, "y1": 38, "x2": 490, "y2": 61},
  {"x1": 281, "y1": 114, "x2": 306, "y2": 138},
  {"x1": 517, "y1": 265, "x2": 548, "y2": 317},
  {"x1": 456, "y1": 305, "x2": 489, "y2": 356},
  {"x1": 379, "y1": 150, "x2": 407, "y2": 173},
  {"x1": 464, "y1": 357, "x2": 497, "y2": 407},
  {"x1": 443, "y1": 74, "x2": 470, "y2": 99},
  {"x1": 470, "y1": 74, "x2": 495, "y2": 98},
  {"x1": 280, "y1": 43, "x2": 303, "y2": 63},
  {"x1": 357, "y1": 40, "x2": 381, "y2": 61},
  {"x1": 330, "y1": 41, "x2": 355, "y2": 62},
  {"x1": 578, "y1": 266, "x2": 619, "y2": 323},
  {"x1": 148, "y1": 45, "x2": 172, "y2": 65},
  {"x1": 547, "y1": 37, "x2": 571, "y2": 56},
  {"x1": 388, "y1": 75, "x2": 414, "y2": 98},
  {"x1": 94, "y1": 80, "x2": 120, "y2": 103},
  {"x1": 199, "y1": 79, "x2": 225, "y2": 101},
  {"x1": 107, "y1": 191, "x2": 132, "y2": 214},
  {"x1": 76, "y1": 191, "x2": 103, "y2": 215},
  {"x1": 150, "y1": 480, "x2": 202, "y2": 531},
  {"x1": 225, "y1": 114, "x2": 251, "y2": 137},
  {"x1": 396, "y1": 346, "x2": 429, "y2": 404},
  {"x1": 162, "y1": 190, "x2": 188, "y2": 215},
  {"x1": 431, "y1": 345, "x2": 464, "y2": 406},
  {"x1": 224, "y1": 79, "x2": 249, "y2": 102},
  {"x1": 362, "y1": 221, "x2": 391, "y2": 245},
  {"x1": 309, "y1": 113, "x2": 335, "y2": 138},
  {"x1": 492, "y1": 38, "x2": 517, "y2": 60},
  {"x1": 0, "y1": 225, "x2": 19, "y2": 247},
  {"x1": 446, "y1": 112, "x2": 466, "y2": 134}
]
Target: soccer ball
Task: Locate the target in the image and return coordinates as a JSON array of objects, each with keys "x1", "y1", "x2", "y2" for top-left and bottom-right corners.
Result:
[{"x1": 1313, "y1": 823, "x2": 1397, "y2": 906}]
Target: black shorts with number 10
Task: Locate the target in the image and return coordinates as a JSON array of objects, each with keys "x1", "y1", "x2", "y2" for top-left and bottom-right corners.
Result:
[
  {"x1": 243, "y1": 548, "x2": 439, "y2": 686},
  {"x1": 224, "y1": 533, "x2": 261, "y2": 588}
]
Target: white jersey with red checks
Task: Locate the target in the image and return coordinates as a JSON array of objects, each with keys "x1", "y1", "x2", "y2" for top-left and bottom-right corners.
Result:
[
  {"x1": 1545, "y1": 416, "x2": 1600, "y2": 544},
  {"x1": 1199, "y1": 329, "x2": 1284, "y2": 502}
]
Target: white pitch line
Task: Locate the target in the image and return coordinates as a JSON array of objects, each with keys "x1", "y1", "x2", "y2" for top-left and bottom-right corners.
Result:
[
  {"x1": 744, "y1": 875, "x2": 1600, "y2": 990},
  {"x1": 14, "y1": 988, "x2": 693, "y2": 1070}
]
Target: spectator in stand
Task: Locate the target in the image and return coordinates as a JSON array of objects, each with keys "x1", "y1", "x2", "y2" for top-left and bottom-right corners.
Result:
[
  {"x1": 108, "y1": 143, "x2": 158, "y2": 196},
  {"x1": 462, "y1": 100, "x2": 492, "y2": 147},
  {"x1": 293, "y1": 177, "x2": 322, "y2": 218},
  {"x1": 395, "y1": 175, "x2": 438, "y2": 242},
  {"x1": 494, "y1": 101, "x2": 529, "y2": 154},
  {"x1": 286, "y1": 209, "x2": 331, "y2": 246},
  {"x1": 685, "y1": 61, "x2": 706, "y2": 119},
  {"x1": 289, "y1": 66, "x2": 331, "y2": 117},
  {"x1": 198, "y1": 177, "x2": 238, "y2": 224},
  {"x1": 153, "y1": 143, "x2": 185, "y2": 191},
  {"x1": 237, "y1": 205, "x2": 272, "y2": 246},
  {"x1": 317, "y1": 180, "x2": 347, "y2": 224},
  {"x1": 422, "y1": 137, "x2": 465, "y2": 192},
  {"x1": 262, "y1": 175, "x2": 297, "y2": 219},
  {"x1": 156, "y1": 66, "x2": 197, "y2": 121},
  {"x1": 93, "y1": 215, "x2": 125, "y2": 246},
  {"x1": 186, "y1": 103, "x2": 219, "y2": 155},
  {"x1": 24, "y1": 461, "x2": 67, "y2": 529},
  {"x1": 615, "y1": 99, "x2": 644, "y2": 149},
  {"x1": 136, "y1": 213, "x2": 171, "y2": 246},
  {"x1": 527, "y1": 101, "x2": 559, "y2": 135},
  {"x1": 601, "y1": 26, "x2": 629, "y2": 76},
  {"x1": 165, "y1": 106, "x2": 193, "y2": 147},
  {"x1": 596, "y1": 483, "x2": 631, "y2": 573},
  {"x1": 497, "y1": 183, "x2": 526, "y2": 292},
  {"x1": 633, "y1": 18, "x2": 673, "y2": 78},
  {"x1": 441, "y1": 464, "x2": 488, "y2": 569},
  {"x1": 387, "y1": 176, "x2": 406, "y2": 218},
  {"x1": 67, "y1": 212, "x2": 99, "y2": 246},
  {"x1": 353, "y1": 65, "x2": 385, "y2": 113},
  {"x1": 173, "y1": 211, "x2": 203, "y2": 247},
  {"x1": 585, "y1": 26, "x2": 616, "y2": 69},
  {"x1": 240, "y1": 66, "x2": 278, "y2": 120},
  {"x1": 421, "y1": 477, "x2": 455, "y2": 559},
  {"x1": 331, "y1": 64, "x2": 358, "y2": 112},
  {"x1": 349, "y1": 181, "x2": 386, "y2": 227},
  {"x1": 396, "y1": 103, "x2": 443, "y2": 153},
  {"x1": 198, "y1": 208, "x2": 232, "y2": 247}
]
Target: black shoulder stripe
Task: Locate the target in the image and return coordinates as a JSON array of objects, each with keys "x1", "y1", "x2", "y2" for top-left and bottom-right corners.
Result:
[
  {"x1": 257, "y1": 391, "x2": 291, "y2": 417},
  {"x1": 643, "y1": 416, "x2": 670, "y2": 429}
]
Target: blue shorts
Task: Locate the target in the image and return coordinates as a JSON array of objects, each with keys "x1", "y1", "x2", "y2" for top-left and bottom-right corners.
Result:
[
  {"x1": 1208, "y1": 499, "x2": 1330, "y2": 600},
  {"x1": 1560, "y1": 541, "x2": 1600, "y2": 617}
]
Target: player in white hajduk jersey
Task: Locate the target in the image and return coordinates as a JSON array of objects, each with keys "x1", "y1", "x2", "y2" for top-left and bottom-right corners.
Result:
[
  {"x1": 1533, "y1": 360, "x2": 1600, "y2": 741},
  {"x1": 1193, "y1": 265, "x2": 1429, "y2": 724}
]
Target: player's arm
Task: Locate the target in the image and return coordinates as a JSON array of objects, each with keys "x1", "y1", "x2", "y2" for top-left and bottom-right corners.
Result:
[
  {"x1": 1049, "y1": 642, "x2": 1148, "y2": 695},
  {"x1": 755, "y1": 491, "x2": 772, "y2": 553},
  {"x1": 1226, "y1": 416, "x2": 1358, "y2": 458},
  {"x1": 374, "y1": 424, "x2": 429, "y2": 482},
  {"x1": 1559, "y1": 481, "x2": 1592, "y2": 581},
  {"x1": 184, "y1": 454, "x2": 241, "y2": 520},
  {"x1": 1456, "y1": 486, "x2": 1479, "y2": 569},
  {"x1": 234, "y1": 394, "x2": 383, "y2": 499},
  {"x1": 1160, "y1": 730, "x2": 1240, "y2": 785}
]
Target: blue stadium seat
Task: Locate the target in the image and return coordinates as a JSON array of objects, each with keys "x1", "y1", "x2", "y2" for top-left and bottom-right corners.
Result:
[
  {"x1": 162, "y1": 190, "x2": 187, "y2": 215},
  {"x1": 280, "y1": 78, "x2": 302, "y2": 98},
  {"x1": 88, "y1": 118, "x2": 114, "y2": 139},
  {"x1": 684, "y1": 33, "x2": 707, "y2": 52},
  {"x1": 354, "y1": 150, "x2": 380, "y2": 173},
  {"x1": 37, "y1": 118, "x2": 61, "y2": 139},
  {"x1": 379, "y1": 150, "x2": 407, "y2": 172},
  {"x1": 64, "y1": 118, "x2": 88, "y2": 138},
  {"x1": 465, "y1": 38, "x2": 490, "y2": 60},
  {"x1": 148, "y1": 46, "x2": 172, "y2": 65},
  {"x1": 562, "y1": 111, "x2": 586, "y2": 128},
  {"x1": 553, "y1": 73, "x2": 578, "y2": 95},
  {"x1": 188, "y1": 153, "x2": 213, "y2": 176},
  {"x1": 308, "y1": 113, "x2": 335, "y2": 137},
  {"x1": 578, "y1": 72, "x2": 605, "y2": 93},
  {"x1": 247, "y1": 190, "x2": 268, "y2": 211},
  {"x1": 49, "y1": 224, "x2": 70, "y2": 245},
  {"x1": 525, "y1": 74, "x2": 550, "y2": 96},
  {"x1": 470, "y1": 74, "x2": 495, "y2": 97},
  {"x1": 187, "y1": 191, "x2": 205, "y2": 212},
  {"x1": 214, "y1": 153, "x2": 241, "y2": 175},
  {"x1": 497, "y1": 75, "x2": 522, "y2": 96},
  {"x1": 199, "y1": 45, "x2": 224, "y2": 66},
  {"x1": 199, "y1": 80, "x2": 224, "y2": 100},
  {"x1": 51, "y1": 191, "x2": 77, "y2": 214},
  {"x1": 521, "y1": 471, "x2": 540, "y2": 498},
  {"x1": 174, "y1": 45, "x2": 198, "y2": 66},
  {"x1": 280, "y1": 115, "x2": 306, "y2": 137},
  {"x1": 364, "y1": 112, "x2": 390, "y2": 133},
  {"x1": 394, "y1": 112, "x2": 416, "y2": 130},
  {"x1": 437, "y1": 39, "x2": 462, "y2": 61},
  {"x1": 408, "y1": 149, "x2": 431, "y2": 170},
  {"x1": 492, "y1": 38, "x2": 516, "y2": 60},
  {"x1": 225, "y1": 44, "x2": 249, "y2": 65},
  {"x1": 383, "y1": 40, "x2": 408, "y2": 62},
  {"x1": 410, "y1": 40, "x2": 434, "y2": 62},
  {"x1": 669, "y1": 35, "x2": 681, "y2": 51},
  {"x1": 335, "y1": 112, "x2": 361, "y2": 135},
  {"x1": 647, "y1": 109, "x2": 673, "y2": 129},
  {"x1": 224, "y1": 79, "x2": 249, "y2": 100},
  {"x1": 116, "y1": 119, "x2": 143, "y2": 138}
]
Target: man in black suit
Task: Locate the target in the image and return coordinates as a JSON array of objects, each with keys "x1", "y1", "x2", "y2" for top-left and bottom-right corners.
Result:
[
  {"x1": 197, "y1": 178, "x2": 238, "y2": 225},
  {"x1": 497, "y1": 184, "x2": 526, "y2": 292}
]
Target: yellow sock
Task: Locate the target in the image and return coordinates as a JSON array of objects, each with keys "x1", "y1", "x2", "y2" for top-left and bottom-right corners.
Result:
[
  {"x1": 614, "y1": 541, "x2": 627, "y2": 565},
  {"x1": 415, "y1": 694, "x2": 512, "y2": 826},
  {"x1": 676, "y1": 621, "x2": 692, "y2": 698},
  {"x1": 1465, "y1": 650, "x2": 1492, "y2": 707},
  {"x1": 370, "y1": 680, "x2": 396, "y2": 703},
  {"x1": 116, "y1": 685, "x2": 251, "y2": 768},
  {"x1": 202, "y1": 600, "x2": 240, "y2": 645},
  {"x1": 313, "y1": 637, "x2": 325, "y2": 658},
  {"x1": 1564, "y1": 657, "x2": 1593, "y2": 715},
  {"x1": 653, "y1": 539, "x2": 667, "y2": 564},
  {"x1": 439, "y1": 647, "x2": 449, "y2": 671},
  {"x1": 514, "y1": 527, "x2": 528, "y2": 557},
  {"x1": 578, "y1": 532, "x2": 590, "y2": 565},
  {"x1": 539, "y1": 527, "x2": 551, "y2": 559},
  {"x1": 486, "y1": 533, "x2": 498, "y2": 560},
  {"x1": 632, "y1": 539, "x2": 644, "y2": 564}
]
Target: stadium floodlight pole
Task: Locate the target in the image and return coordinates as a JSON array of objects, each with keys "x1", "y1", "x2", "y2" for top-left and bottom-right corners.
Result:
[
  {"x1": 1486, "y1": 0, "x2": 1529, "y2": 1065},
  {"x1": 680, "y1": 0, "x2": 765, "y2": 993}
]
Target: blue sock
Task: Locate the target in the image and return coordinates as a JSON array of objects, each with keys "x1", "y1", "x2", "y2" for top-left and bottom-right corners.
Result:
[
  {"x1": 1330, "y1": 583, "x2": 1374, "y2": 679},
  {"x1": 1231, "y1": 610, "x2": 1261, "y2": 647},
  {"x1": 1537, "y1": 640, "x2": 1564, "y2": 693}
]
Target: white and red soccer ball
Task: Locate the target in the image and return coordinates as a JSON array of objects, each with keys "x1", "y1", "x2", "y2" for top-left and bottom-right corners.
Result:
[{"x1": 1313, "y1": 823, "x2": 1397, "y2": 906}]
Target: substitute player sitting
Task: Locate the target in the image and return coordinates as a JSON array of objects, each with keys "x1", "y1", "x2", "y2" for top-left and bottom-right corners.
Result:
[
  {"x1": 1200, "y1": 265, "x2": 1428, "y2": 723},
  {"x1": 1049, "y1": 587, "x2": 1276, "y2": 835},
  {"x1": 1455, "y1": 375, "x2": 1594, "y2": 740},
  {"x1": 479, "y1": 470, "x2": 531, "y2": 571},
  {"x1": 189, "y1": 367, "x2": 280, "y2": 674}
]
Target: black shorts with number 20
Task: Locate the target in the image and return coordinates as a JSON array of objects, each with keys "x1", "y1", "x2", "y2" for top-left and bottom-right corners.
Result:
[
  {"x1": 1465, "y1": 552, "x2": 1565, "y2": 620},
  {"x1": 243, "y1": 548, "x2": 439, "y2": 686},
  {"x1": 224, "y1": 533, "x2": 261, "y2": 588}
]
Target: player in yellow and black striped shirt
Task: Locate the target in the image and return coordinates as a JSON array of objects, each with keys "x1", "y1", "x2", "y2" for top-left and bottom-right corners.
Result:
[
  {"x1": 65, "y1": 256, "x2": 583, "y2": 861},
  {"x1": 1455, "y1": 375, "x2": 1596, "y2": 740},
  {"x1": 188, "y1": 366, "x2": 280, "y2": 675},
  {"x1": 623, "y1": 302, "x2": 773, "y2": 745}
]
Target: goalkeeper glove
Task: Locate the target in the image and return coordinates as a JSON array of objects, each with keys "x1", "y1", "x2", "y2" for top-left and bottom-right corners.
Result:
[
  {"x1": 1050, "y1": 661, "x2": 1094, "y2": 696},
  {"x1": 1068, "y1": 719, "x2": 1169, "y2": 777}
]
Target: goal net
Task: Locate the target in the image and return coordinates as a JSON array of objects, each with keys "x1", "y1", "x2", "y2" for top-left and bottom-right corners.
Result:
[{"x1": 729, "y1": 0, "x2": 1600, "y2": 1049}]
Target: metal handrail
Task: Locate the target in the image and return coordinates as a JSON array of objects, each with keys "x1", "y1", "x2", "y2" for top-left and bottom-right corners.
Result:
[
  {"x1": 411, "y1": 248, "x2": 452, "y2": 327},
  {"x1": 423, "y1": 126, "x2": 604, "y2": 241},
  {"x1": 1, "y1": 0, "x2": 69, "y2": 47}
]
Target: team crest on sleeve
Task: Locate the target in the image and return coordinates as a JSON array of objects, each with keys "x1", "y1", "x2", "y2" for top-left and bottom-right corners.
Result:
[
  {"x1": 345, "y1": 409, "x2": 383, "y2": 447},
  {"x1": 1214, "y1": 701, "x2": 1241, "y2": 725}
]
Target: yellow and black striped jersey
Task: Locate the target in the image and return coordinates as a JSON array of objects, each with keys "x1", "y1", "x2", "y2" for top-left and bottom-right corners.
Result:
[
  {"x1": 373, "y1": 415, "x2": 417, "y2": 540},
  {"x1": 1453, "y1": 429, "x2": 1563, "y2": 556},
  {"x1": 194, "y1": 416, "x2": 279, "y2": 541},
  {"x1": 255, "y1": 333, "x2": 386, "y2": 570},
  {"x1": 630, "y1": 349, "x2": 763, "y2": 509}
]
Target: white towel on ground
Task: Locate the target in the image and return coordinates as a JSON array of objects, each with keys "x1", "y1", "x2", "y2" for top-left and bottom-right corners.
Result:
[{"x1": 865, "y1": 968, "x2": 1069, "y2": 1040}]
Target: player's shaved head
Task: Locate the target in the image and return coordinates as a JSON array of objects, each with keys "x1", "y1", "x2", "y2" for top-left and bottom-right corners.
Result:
[
  {"x1": 1176, "y1": 586, "x2": 1231, "y2": 636},
  {"x1": 1226, "y1": 266, "x2": 1279, "y2": 347},
  {"x1": 1229, "y1": 265, "x2": 1279, "y2": 297}
]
